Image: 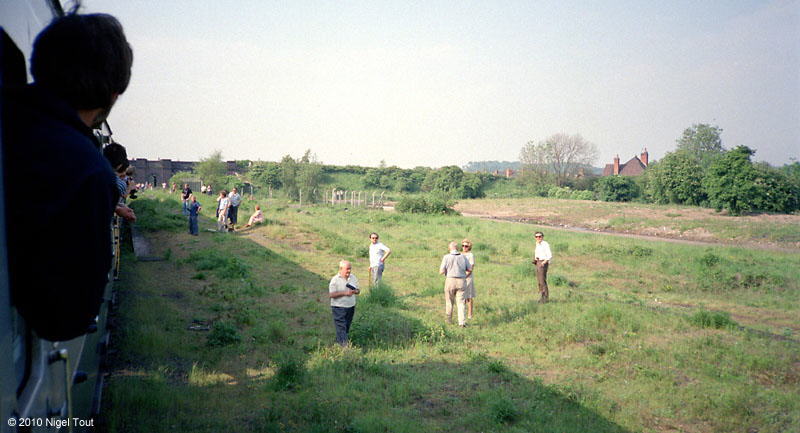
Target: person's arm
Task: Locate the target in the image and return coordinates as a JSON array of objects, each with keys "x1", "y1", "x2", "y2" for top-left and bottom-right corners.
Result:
[
  {"x1": 439, "y1": 256, "x2": 447, "y2": 275},
  {"x1": 329, "y1": 279, "x2": 355, "y2": 298},
  {"x1": 381, "y1": 245, "x2": 392, "y2": 263},
  {"x1": 115, "y1": 204, "x2": 137, "y2": 222},
  {"x1": 543, "y1": 243, "x2": 552, "y2": 263}
]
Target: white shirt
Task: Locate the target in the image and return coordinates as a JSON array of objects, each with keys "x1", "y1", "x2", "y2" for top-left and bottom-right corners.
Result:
[
  {"x1": 329, "y1": 274, "x2": 358, "y2": 308},
  {"x1": 229, "y1": 192, "x2": 242, "y2": 207},
  {"x1": 369, "y1": 242, "x2": 390, "y2": 267},
  {"x1": 535, "y1": 240, "x2": 552, "y2": 261}
]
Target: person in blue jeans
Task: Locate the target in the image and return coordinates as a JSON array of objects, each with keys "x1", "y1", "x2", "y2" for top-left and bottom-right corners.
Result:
[
  {"x1": 188, "y1": 194, "x2": 201, "y2": 235},
  {"x1": 328, "y1": 260, "x2": 359, "y2": 347}
]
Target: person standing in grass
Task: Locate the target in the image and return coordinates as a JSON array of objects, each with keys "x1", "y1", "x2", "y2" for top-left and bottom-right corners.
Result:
[
  {"x1": 228, "y1": 187, "x2": 242, "y2": 231},
  {"x1": 440, "y1": 241, "x2": 472, "y2": 327},
  {"x1": 181, "y1": 183, "x2": 192, "y2": 215},
  {"x1": 461, "y1": 239, "x2": 476, "y2": 320},
  {"x1": 187, "y1": 194, "x2": 201, "y2": 235},
  {"x1": 533, "y1": 231, "x2": 552, "y2": 303},
  {"x1": 216, "y1": 190, "x2": 230, "y2": 232},
  {"x1": 368, "y1": 232, "x2": 392, "y2": 286},
  {"x1": 329, "y1": 260, "x2": 360, "y2": 347}
]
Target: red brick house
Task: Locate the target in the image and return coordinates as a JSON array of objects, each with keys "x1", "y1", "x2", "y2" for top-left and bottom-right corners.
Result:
[{"x1": 603, "y1": 149, "x2": 649, "y2": 176}]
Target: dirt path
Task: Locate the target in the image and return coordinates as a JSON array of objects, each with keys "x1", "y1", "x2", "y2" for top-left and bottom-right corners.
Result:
[{"x1": 460, "y1": 212, "x2": 799, "y2": 253}]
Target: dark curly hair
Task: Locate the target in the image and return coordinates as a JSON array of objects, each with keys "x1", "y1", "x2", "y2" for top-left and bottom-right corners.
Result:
[{"x1": 31, "y1": 13, "x2": 133, "y2": 110}]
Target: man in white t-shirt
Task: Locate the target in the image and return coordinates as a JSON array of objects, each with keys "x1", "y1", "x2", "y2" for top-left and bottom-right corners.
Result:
[
  {"x1": 533, "y1": 231, "x2": 553, "y2": 303},
  {"x1": 329, "y1": 260, "x2": 359, "y2": 346},
  {"x1": 368, "y1": 232, "x2": 392, "y2": 286}
]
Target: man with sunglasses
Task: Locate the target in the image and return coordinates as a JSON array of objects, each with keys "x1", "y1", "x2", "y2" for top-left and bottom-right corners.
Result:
[
  {"x1": 533, "y1": 231, "x2": 552, "y2": 303},
  {"x1": 367, "y1": 232, "x2": 391, "y2": 286}
]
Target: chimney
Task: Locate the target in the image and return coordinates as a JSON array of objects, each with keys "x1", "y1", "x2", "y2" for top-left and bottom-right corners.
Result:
[
  {"x1": 613, "y1": 155, "x2": 620, "y2": 175},
  {"x1": 641, "y1": 148, "x2": 649, "y2": 166}
]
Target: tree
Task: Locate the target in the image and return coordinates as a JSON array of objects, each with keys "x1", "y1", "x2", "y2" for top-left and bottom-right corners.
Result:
[
  {"x1": 250, "y1": 162, "x2": 282, "y2": 189},
  {"x1": 645, "y1": 150, "x2": 706, "y2": 205},
  {"x1": 703, "y1": 146, "x2": 760, "y2": 215},
  {"x1": 196, "y1": 150, "x2": 227, "y2": 187},
  {"x1": 751, "y1": 163, "x2": 800, "y2": 213},
  {"x1": 676, "y1": 124, "x2": 724, "y2": 168},
  {"x1": 519, "y1": 133, "x2": 598, "y2": 186},
  {"x1": 278, "y1": 154, "x2": 299, "y2": 198}
]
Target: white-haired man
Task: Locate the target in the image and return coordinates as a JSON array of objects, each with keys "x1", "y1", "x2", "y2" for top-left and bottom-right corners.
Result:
[
  {"x1": 439, "y1": 241, "x2": 472, "y2": 327},
  {"x1": 329, "y1": 260, "x2": 360, "y2": 346}
]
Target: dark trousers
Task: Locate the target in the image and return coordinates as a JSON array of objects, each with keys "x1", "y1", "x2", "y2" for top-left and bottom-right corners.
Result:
[
  {"x1": 188, "y1": 215, "x2": 199, "y2": 235},
  {"x1": 535, "y1": 260, "x2": 549, "y2": 300},
  {"x1": 229, "y1": 205, "x2": 239, "y2": 224},
  {"x1": 331, "y1": 306, "x2": 355, "y2": 346}
]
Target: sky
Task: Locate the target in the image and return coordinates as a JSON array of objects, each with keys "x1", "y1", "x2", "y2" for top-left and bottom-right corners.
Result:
[{"x1": 78, "y1": 0, "x2": 799, "y2": 168}]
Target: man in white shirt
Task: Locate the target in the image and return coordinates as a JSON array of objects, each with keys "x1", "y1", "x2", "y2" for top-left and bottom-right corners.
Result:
[
  {"x1": 533, "y1": 231, "x2": 553, "y2": 303},
  {"x1": 329, "y1": 260, "x2": 359, "y2": 346},
  {"x1": 439, "y1": 241, "x2": 473, "y2": 327},
  {"x1": 368, "y1": 232, "x2": 392, "y2": 286},
  {"x1": 228, "y1": 187, "x2": 242, "y2": 231}
]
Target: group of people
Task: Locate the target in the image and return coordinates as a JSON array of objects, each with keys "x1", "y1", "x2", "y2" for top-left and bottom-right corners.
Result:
[
  {"x1": 328, "y1": 231, "x2": 553, "y2": 346},
  {"x1": 180, "y1": 184, "x2": 264, "y2": 235}
]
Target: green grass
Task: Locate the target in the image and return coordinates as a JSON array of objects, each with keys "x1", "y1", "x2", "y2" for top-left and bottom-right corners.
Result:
[{"x1": 100, "y1": 192, "x2": 800, "y2": 432}]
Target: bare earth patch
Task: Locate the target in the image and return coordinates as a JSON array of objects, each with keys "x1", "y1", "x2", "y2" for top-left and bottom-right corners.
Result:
[{"x1": 455, "y1": 198, "x2": 800, "y2": 250}]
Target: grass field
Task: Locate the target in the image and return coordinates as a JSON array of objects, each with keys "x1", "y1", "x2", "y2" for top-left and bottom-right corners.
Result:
[
  {"x1": 101, "y1": 191, "x2": 800, "y2": 432},
  {"x1": 455, "y1": 197, "x2": 800, "y2": 249}
]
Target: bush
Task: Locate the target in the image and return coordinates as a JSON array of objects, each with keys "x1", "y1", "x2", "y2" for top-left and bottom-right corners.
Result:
[
  {"x1": 362, "y1": 283, "x2": 399, "y2": 308},
  {"x1": 395, "y1": 194, "x2": 458, "y2": 214},
  {"x1": 271, "y1": 357, "x2": 305, "y2": 390},
  {"x1": 488, "y1": 395, "x2": 519, "y2": 424},
  {"x1": 689, "y1": 310, "x2": 738, "y2": 329},
  {"x1": 595, "y1": 176, "x2": 640, "y2": 202},
  {"x1": 207, "y1": 321, "x2": 241, "y2": 346},
  {"x1": 184, "y1": 249, "x2": 251, "y2": 280}
]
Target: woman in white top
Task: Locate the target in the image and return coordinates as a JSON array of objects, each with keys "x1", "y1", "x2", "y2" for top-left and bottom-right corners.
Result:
[{"x1": 461, "y1": 238, "x2": 476, "y2": 320}]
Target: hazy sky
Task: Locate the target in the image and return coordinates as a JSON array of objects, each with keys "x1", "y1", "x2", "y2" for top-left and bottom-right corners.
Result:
[{"x1": 80, "y1": 0, "x2": 799, "y2": 168}]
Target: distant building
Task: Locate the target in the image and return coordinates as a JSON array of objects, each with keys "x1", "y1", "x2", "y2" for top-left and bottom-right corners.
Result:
[
  {"x1": 603, "y1": 149, "x2": 649, "y2": 176},
  {"x1": 492, "y1": 168, "x2": 516, "y2": 178},
  {"x1": 129, "y1": 158, "x2": 243, "y2": 185}
]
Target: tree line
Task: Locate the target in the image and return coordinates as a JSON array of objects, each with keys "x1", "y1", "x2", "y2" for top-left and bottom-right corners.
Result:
[{"x1": 174, "y1": 123, "x2": 798, "y2": 216}]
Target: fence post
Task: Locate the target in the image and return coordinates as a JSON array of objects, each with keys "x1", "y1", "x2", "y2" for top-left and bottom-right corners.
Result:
[
  {"x1": 372, "y1": 191, "x2": 375, "y2": 207},
  {"x1": 299, "y1": 189, "x2": 302, "y2": 207}
]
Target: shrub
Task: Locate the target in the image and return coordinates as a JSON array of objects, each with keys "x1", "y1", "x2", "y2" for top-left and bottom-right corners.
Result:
[
  {"x1": 362, "y1": 283, "x2": 399, "y2": 308},
  {"x1": 395, "y1": 193, "x2": 458, "y2": 214},
  {"x1": 595, "y1": 176, "x2": 640, "y2": 202},
  {"x1": 184, "y1": 249, "x2": 251, "y2": 279},
  {"x1": 488, "y1": 395, "x2": 519, "y2": 424},
  {"x1": 271, "y1": 357, "x2": 305, "y2": 390},
  {"x1": 207, "y1": 321, "x2": 241, "y2": 347},
  {"x1": 689, "y1": 310, "x2": 738, "y2": 329}
]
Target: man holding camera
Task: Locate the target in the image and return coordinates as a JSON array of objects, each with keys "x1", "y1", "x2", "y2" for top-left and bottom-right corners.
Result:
[{"x1": 328, "y1": 260, "x2": 359, "y2": 347}]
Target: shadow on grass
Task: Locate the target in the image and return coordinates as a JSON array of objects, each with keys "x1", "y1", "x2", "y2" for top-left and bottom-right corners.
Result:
[
  {"x1": 100, "y1": 198, "x2": 632, "y2": 433},
  {"x1": 256, "y1": 355, "x2": 633, "y2": 433}
]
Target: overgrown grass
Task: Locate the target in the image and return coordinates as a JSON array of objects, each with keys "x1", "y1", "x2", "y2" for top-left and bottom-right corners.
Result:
[{"x1": 101, "y1": 193, "x2": 800, "y2": 433}]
